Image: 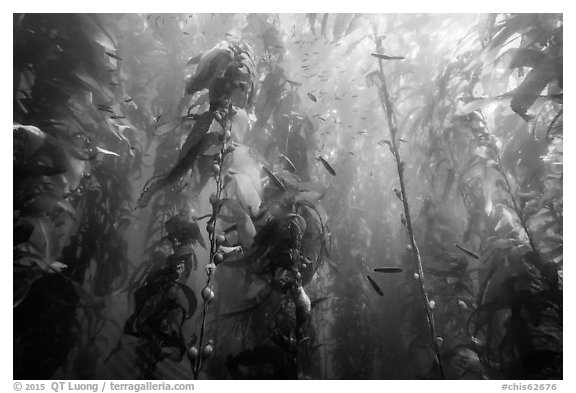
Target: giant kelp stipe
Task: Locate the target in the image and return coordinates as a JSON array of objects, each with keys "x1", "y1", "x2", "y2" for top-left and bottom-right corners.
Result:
[{"x1": 13, "y1": 13, "x2": 562, "y2": 380}]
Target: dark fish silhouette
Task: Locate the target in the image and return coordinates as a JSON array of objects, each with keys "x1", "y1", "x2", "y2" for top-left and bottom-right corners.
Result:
[
  {"x1": 367, "y1": 275, "x2": 384, "y2": 296},
  {"x1": 307, "y1": 92, "x2": 318, "y2": 102},
  {"x1": 106, "y1": 52, "x2": 122, "y2": 61},
  {"x1": 455, "y1": 244, "x2": 479, "y2": 259},
  {"x1": 374, "y1": 267, "x2": 403, "y2": 273},
  {"x1": 371, "y1": 53, "x2": 404, "y2": 60},
  {"x1": 316, "y1": 156, "x2": 336, "y2": 176},
  {"x1": 97, "y1": 106, "x2": 113, "y2": 113}
]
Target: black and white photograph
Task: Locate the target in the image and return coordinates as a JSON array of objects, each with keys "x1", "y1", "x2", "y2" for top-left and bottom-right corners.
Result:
[{"x1": 12, "y1": 10, "x2": 564, "y2": 383}]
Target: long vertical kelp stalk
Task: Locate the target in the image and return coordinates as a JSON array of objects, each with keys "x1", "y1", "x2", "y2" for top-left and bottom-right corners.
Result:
[
  {"x1": 192, "y1": 107, "x2": 234, "y2": 379},
  {"x1": 372, "y1": 36, "x2": 446, "y2": 379}
]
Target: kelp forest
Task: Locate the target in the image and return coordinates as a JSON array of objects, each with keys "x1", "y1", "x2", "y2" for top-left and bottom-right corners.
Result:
[{"x1": 13, "y1": 13, "x2": 563, "y2": 380}]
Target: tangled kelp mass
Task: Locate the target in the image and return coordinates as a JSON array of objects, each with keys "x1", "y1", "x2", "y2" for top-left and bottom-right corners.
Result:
[{"x1": 13, "y1": 13, "x2": 562, "y2": 380}]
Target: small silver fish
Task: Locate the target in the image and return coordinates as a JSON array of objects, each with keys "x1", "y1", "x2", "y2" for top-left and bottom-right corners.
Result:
[
  {"x1": 286, "y1": 79, "x2": 302, "y2": 87},
  {"x1": 263, "y1": 167, "x2": 286, "y2": 192},
  {"x1": 279, "y1": 154, "x2": 296, "y2": 173}
]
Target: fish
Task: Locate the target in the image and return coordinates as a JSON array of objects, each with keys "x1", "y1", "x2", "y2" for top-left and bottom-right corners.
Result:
[
  {"x1": 96, "y1": 147, "x2": 120, "y2": 157},
  {"x1": 367, "y1": 275, "x2": 384, "y2": 296},
  {"x1": 279, "y1": 154, "x2": 296, "y2": 173},
  {"x1": 110, "y1": 115, "x2": 126, "y2": 120},
  {"x1": 124, "y1": 97, "x2": 133, "y2": 103},
  {"x1": 316, "y1": 156, "x2": 336, "y2": 176},
  {"x1": 374, "y1": 267, "x2": 403, "y2": 273},
  {"x1": 454, "y1": 244, "x2": 479, "y2": 259},
  {"x1": 371, "y1": 53, "x2": 404, "y2": 60},
  {"x1": 105, "y1": 52, "x2": 122, "y2": 61},
  {"x1": 97, "y1": 106, "x2": 113, "y2": 113},
  {"x1": 285, "y1": 79, "x2": 302, "y2": 87},
  {"x1": 399, "y1": 138, "x2": 408, "y2": 143},
  {"x1": 262, "y1": 167, "x2": 286, "y2": 192},
  {"x1": 307, "y1": 92, "x2": 318, "y2": 102},
  {"x1": 109, "y1": 82, "x2": 121, "y2": 86}
]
